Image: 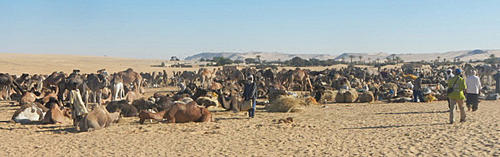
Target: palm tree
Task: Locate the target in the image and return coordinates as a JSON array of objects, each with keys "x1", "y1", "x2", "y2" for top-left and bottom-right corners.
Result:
[
  {"x1": 437, "y1": 56, "x2": 441, "y2": 63},
  {"x1": 256, "y1": 55, "x2": 262, "y2": 63},
  {"x1": 358, "y1": 55, "x2": 363, "y2": 64},
  {"x1": 386, "y1": 57, "x2": 392, "y2": 63},
  {"x1": 395, "y1": 56, "x2": 402, "y2": 63},
  {"x1": 349, "y1": 55, "x2": 354, "y2": 63},
  {"x1": 390, "y1": 54, "x2": 396, "y2": 62}
]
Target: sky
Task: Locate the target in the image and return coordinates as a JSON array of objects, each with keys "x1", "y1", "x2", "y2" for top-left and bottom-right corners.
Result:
[{"x1": 1, "y1": 0, "x2": 500, "y2": 59}]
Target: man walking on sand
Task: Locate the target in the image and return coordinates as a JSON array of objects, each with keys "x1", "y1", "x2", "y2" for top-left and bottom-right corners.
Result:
[
  {"x1": 243, "y1": 75, "x2": 257, "y2": 118},
  {"x1": 465, "y1": 70, "x2": 481, "y2": 111},
  {"x1": 448, "y1": 69, "x2": 467, "y2": 124},
  {"x1": 413, "y1": 73, "x2": 424, "y2": 102}
]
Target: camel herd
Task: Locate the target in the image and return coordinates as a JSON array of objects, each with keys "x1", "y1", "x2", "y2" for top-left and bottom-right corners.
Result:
[{"x1": 1, "y1": 63, "x2": 499, "y2": 132}]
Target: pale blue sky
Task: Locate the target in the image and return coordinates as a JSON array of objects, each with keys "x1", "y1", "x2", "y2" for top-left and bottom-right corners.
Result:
[{"x1": 1, "y1": 0, "x2": 499, "y2": 59}]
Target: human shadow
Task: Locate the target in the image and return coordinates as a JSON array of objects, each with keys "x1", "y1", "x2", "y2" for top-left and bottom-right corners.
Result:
[
  {"x1": 375, "y1": 110, "x2": 448, "y2": 115},
  {"x1": 341, "y1": 122, "x2": 447, "y2": 130}
]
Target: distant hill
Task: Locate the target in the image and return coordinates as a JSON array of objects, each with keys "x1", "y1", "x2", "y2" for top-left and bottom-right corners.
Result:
[
  {"x1": 185, "y1": 49, "x2": 500, "y2": 62},
  {"x1": 184, "y1": 52, "x2": 337, "y2": 61}
]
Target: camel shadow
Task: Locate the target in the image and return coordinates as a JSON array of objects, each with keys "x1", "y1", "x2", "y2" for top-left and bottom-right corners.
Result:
[
  {"x1": 35, "y1": 127, "x2": 78, "y2": 133},
  {"x1": 0, "y1": 127, "x2": 30, "y2": 131},
  {"x1": 375, "y1": 110, "x2": 448, "y2": 115},
  {"x1": 341, "y1": 122, "x2": 447, "y2": 130},
  {"x1": 214, "y1": 117, "x2": 249, "y2": 121},
  {"x1": 0, "y1": 120, "x2": 12, "y2": 124}
]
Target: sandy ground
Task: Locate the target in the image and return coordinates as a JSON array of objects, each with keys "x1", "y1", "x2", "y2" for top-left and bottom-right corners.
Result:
[
  {"x1": 1, "y1": 91, "x2": 498, "y2": 156},
  {"x1": 0, "y1": 53, "x2": 498, "y2": 156}
]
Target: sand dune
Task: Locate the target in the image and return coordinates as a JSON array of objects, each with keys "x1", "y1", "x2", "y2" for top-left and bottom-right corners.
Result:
[{"x1": 0, "y1": 53, "x2": 200, "y2": 75}]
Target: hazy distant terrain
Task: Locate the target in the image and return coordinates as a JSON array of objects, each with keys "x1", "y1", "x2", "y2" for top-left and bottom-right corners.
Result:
[
  {"x1": 184, "y1": 52, "x2": 337, "y2": 61},
  {"x1": 185, "y1": 49, "x2": 500, "y2": 62}
]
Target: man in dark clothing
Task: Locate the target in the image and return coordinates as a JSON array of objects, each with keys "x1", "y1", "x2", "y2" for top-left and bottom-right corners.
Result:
[
  {"x1": 495, "y1": 70, "x2": 500, "y2": 94},
  {"x1": 243, "y1": 75, "x2": 257, "y2": 118},
  {"x1": 413, "y1": 74, "x2": 424, "y2": 102}
]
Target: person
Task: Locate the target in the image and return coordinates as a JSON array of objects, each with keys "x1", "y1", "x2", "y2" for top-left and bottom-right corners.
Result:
[
  {"x1": 495, "y1": 69, "x2": 500, "y2": 94},
  {"x1": 465, "y1": 70, "x2": 481, "y2": 111},
  {"x1": 446, "y1": 69, "x2": 454, "y2": 80},
  {"x1": 447, "y1": 69, "x2": 467, "y2": 124},
  {"x1": 243, "y1": 75, "x2": 257, "y2": 118},
  {"x1": 413, "y1": 74, "x2": 424, "y2": 102}
]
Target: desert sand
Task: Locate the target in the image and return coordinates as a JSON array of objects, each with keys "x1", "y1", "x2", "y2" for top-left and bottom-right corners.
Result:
[
  {"x1": 1, "y1": 95, "x2": 498, "y2": 156},
  {"x1": 0, "y1": 53, "x2": 498, "y2": 156}
]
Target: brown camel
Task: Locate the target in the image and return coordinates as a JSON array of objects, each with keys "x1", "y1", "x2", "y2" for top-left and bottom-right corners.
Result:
[
  {"x1": 139, "y1": 110, "x2": 167, "y2": 124},
  {"x1": 43, "y1": 72, "x2": 66, "y2": 95},
  {"x1": 42, "y1": 98, "x2": 72, "y2": 124},
  {"x1": 284, "y1": 69, "x2": 313, "y2": 92},
  {"x1": 116, "y1": 68, "x2": 142, "y2": 94},
  {"x1": 78, "y1": 105, "x2": 121, "y2": 132},
  {"x1": 164, "y1": 101, "x2": 212, "y2": 123},
  {"x1": 198, "y1": 68, "x2": 215, "y2": 88}
]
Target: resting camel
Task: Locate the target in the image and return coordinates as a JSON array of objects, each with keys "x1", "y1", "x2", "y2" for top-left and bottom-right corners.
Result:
[
  {"x1": 139, "y1": 110, "x2": 167, "y2": 124},
  {"x1": 41, "y1": 98, "x2": 72, "y2": 124},
  {"x1": 106, "y1": 100, "x2": 138, "y2": 117},
  {"x1": 78, "y1": 105, "x2": 121, "y2": 132},
  {"x1": 11, "y1": 103, "x2": 46, "y2": 124},
  {"x1": 164, "y1": 100, "x2": 212, "y2": 123}
]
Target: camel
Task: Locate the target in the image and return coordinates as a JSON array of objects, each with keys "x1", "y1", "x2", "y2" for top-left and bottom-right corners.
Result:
[
  {"x1": 198, "y1": 68, "x2": 215, "y2": 88},
  {"x1": 11, "y1": 103, "x2": 46, "y2": 124},
  {"x1": 131, "y1": 97, "x2": 157, "y2": 111},
  {"x1": 0, "y1": 73, "x2": 23, "y2": 101},
  {"x1": 125, "y1": 90, "x2": 141, "y2": 105},
  {"x1": 86, "y1": 73, "x2": 109, "y2": 105},
  {"x1": 41, "y1": 98, "x2": 72, "y2": 124},
  {"x1": 105, "y1": 100, "x2": 138, "y2": 117},
  {"x1": 476, "y1": 65, "x2": 497, "y2": 86},
  {"x1": 116, "y1": 68, "x2": 142, "y2": 94},
  {"x1": 163, "y1": 100, "x2": 211, "y2": 123},
  {"x1": 284, "y1": 69, "x2": 313, "y2": 92},
  {"x1": 139, "y1": 110, "x2": 167, "y2": 124},
  {"x1": 20, "y1": 91, "x2": 39, "y2": 106},
  {"x1": 180, "y1": 71, "x2": 197, "y2": 84},
  {"x1": 43, "y1": 72, "x2": 66, "y2": 95},
  {"x1": 58, "y1": 72, "x2": 88, "y2": 103},
  {"x1": 110, "y1": 74, "x2": 126, "y2": 101},
  {"x1": 78, "y1": 105, "x2": 121, "y2": 132}
]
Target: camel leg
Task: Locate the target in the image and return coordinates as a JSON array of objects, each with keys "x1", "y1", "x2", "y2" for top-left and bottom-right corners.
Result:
[
  {"x1": 6, "y1": 86, "x2": 10, "y2": 101},
  {"x1": 97, "y1": 90, "x2": 102, "y2": 105},
  {"x1": 166, "y1": 105, "x2": 178, "y2": 123}
]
